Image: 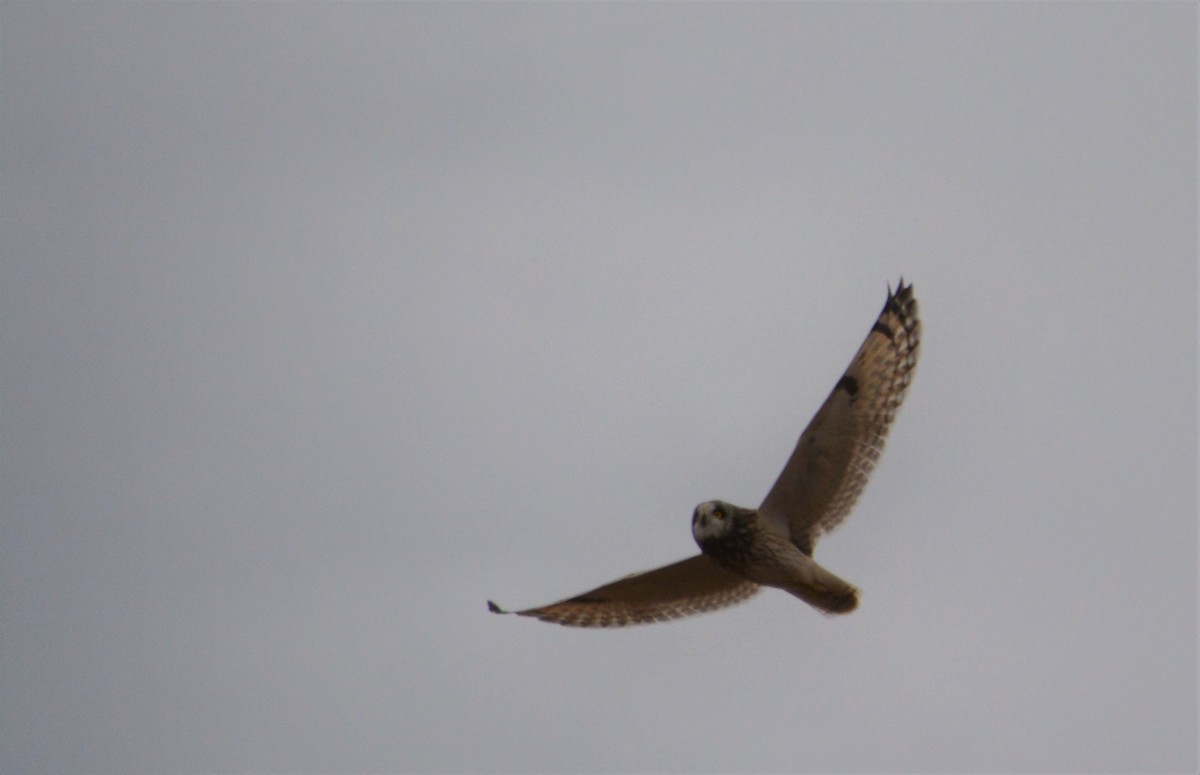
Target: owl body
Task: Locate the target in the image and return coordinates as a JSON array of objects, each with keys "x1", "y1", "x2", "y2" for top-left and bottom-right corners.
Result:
[
  {"x1": 693, "y1": 500, "x2": 859, "y2": 614},
  {"x1": 489, "y1": 281, "x2": 919, "y2": 626}
]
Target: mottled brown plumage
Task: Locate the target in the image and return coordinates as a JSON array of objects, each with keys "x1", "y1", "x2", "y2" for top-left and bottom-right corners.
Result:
[
  {"x1": 489, "y1": 281, "x2": 920, "y2": 627},
  {"x1": 489, "y1": 556, "x2": 758, "y2": 627}
]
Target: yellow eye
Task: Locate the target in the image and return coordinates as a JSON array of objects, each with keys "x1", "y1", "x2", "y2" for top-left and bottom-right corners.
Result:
[{"x1": 713, "y1": 509, "x2": 725, "y2": 519}]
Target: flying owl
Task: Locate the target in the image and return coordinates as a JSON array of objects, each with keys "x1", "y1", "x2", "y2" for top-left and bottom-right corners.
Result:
[{"x1": 488, "y1": 281, "x2": 920, "y2": 627}]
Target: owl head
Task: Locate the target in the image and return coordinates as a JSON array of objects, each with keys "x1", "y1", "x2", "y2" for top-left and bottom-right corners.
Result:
[
  {"x1": 692, "y1": 500, "x2": 733, "y2": 540},
  {"x1": 692, "y1": 501, "x2": 757, "y2": 572}
]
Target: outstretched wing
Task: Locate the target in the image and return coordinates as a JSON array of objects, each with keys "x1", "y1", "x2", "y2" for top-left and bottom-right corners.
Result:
[
  {"x1": 488, "y1": 555, "x2": 759, "y2": 627},
  {"x1": 758, "y1": 281, "x2": 920, "y2": 549}
]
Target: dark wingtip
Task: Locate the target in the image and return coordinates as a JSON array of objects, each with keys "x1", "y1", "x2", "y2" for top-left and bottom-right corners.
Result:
[
  {"x1": 884, "y1": 277, "x2": 914, "y2": 309},
  {"x1": 487, "y1": 600, "x2": 509, "y2": 614}
]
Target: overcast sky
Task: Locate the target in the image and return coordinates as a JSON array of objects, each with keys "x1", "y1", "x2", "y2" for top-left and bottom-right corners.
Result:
[{"x1": 2, "y1": 3, "x2": 1196, "y2": 773}]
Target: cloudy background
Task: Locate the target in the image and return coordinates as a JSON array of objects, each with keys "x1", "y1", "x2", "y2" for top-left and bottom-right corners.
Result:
[{"x1": 2, "y1": 3, "x2": 1195, "y2": 773}]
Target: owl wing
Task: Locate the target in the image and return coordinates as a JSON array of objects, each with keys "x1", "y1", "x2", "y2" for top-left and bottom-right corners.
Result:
[
  {"x1": 758, "y1": 281, "x2": 920, "y2": 550},
  {"x1": 487, "y1": 555, "x2": 760, "y2": 627}
]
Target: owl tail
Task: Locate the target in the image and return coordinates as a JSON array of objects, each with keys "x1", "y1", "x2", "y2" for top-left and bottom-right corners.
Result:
[{"x1": 785, "y1": 556, "x2": 859, "y2": 615}]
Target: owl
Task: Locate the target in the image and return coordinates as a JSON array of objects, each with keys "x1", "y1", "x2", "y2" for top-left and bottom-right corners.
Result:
[{"x1": 488, "y1": 281, "x2": 920, "y2": 627}]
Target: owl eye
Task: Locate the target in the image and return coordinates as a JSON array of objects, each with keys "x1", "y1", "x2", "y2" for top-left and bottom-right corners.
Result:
[{"x1": 713, "y1": 508, "x2": 725, "y2": 519}]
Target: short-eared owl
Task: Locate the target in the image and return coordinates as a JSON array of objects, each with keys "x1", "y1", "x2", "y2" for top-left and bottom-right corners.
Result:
[{"x1": 488, "y1": 281, "x2": 920, "y2": 627}]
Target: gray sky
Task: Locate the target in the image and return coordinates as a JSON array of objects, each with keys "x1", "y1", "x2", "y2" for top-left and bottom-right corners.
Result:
[{"x1": 2, "y1": 3, "x2": 1196, "y2": 773}]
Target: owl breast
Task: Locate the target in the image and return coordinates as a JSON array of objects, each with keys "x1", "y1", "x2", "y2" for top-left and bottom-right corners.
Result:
[{"x1": 693, "y1": 510, "x2": 762, "y2": 575}]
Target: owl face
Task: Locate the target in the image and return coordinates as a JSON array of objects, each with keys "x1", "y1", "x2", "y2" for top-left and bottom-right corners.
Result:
[
  {"x1": 691, "y1": 500, "x2": 740, "y2": 542},
  {"x1": 692, "y1": 500, "x2": 759, "y2": 574}
]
